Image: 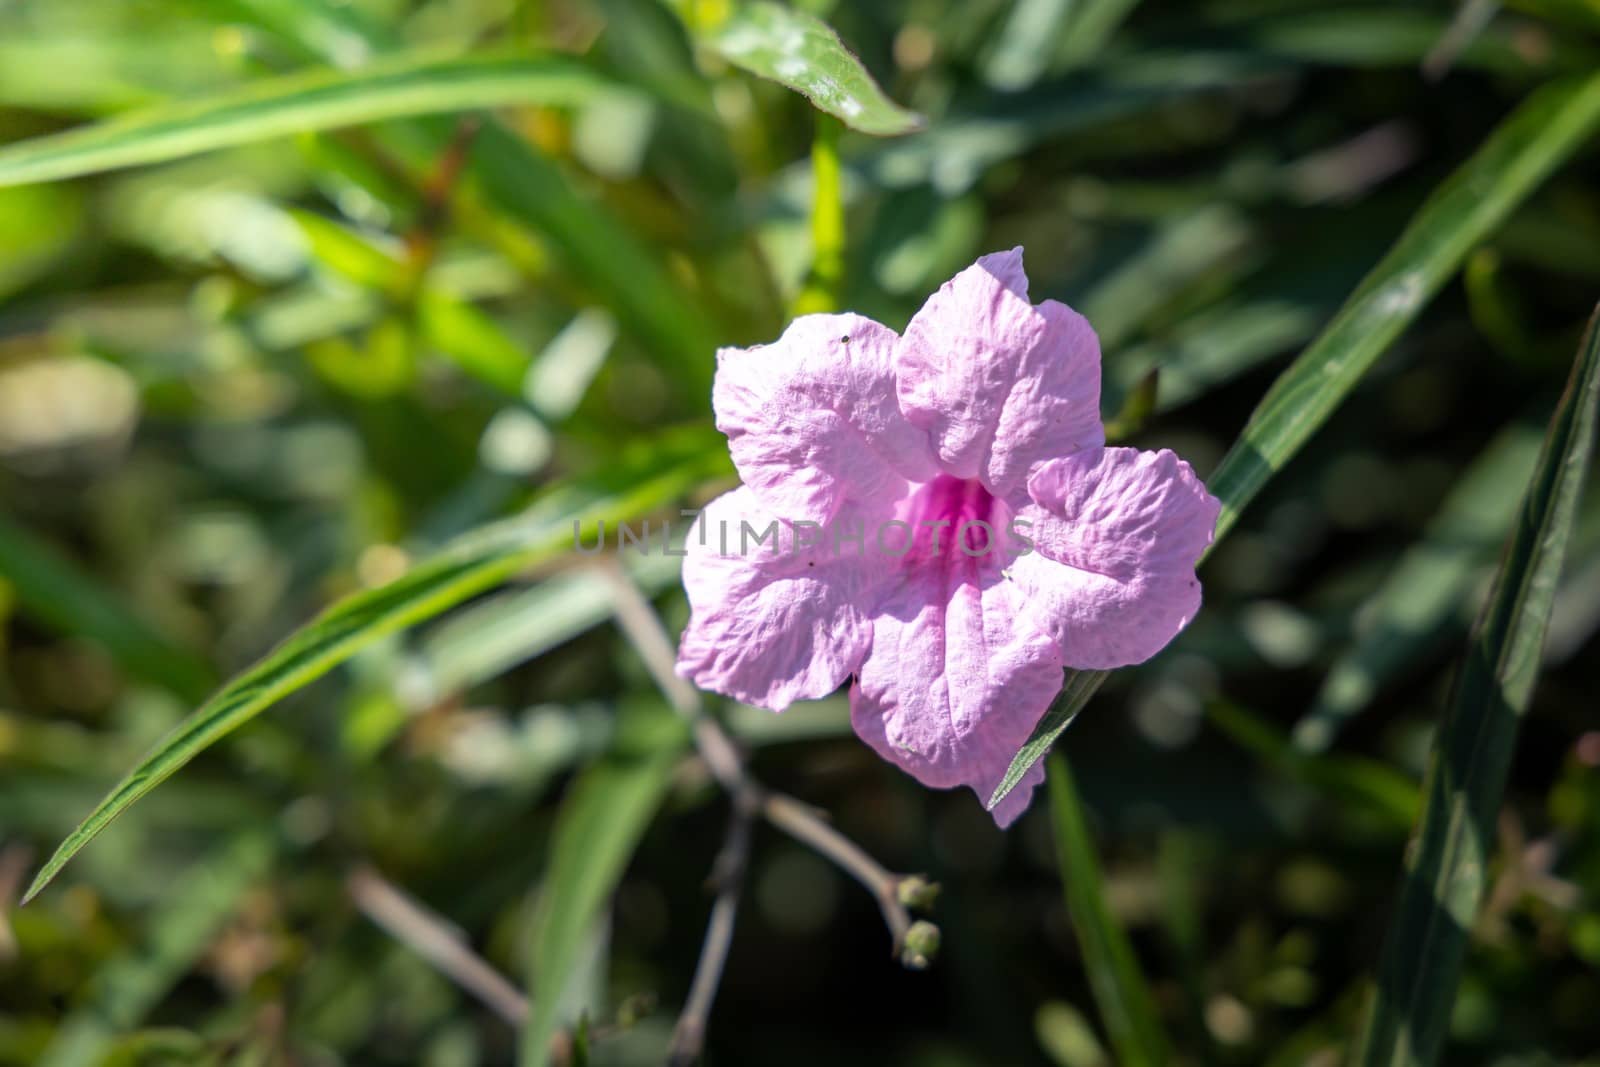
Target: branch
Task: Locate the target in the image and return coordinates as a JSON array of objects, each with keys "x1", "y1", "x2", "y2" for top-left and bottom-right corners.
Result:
[
  {"x1": 346, "y1": 865, "x2": 529, "y2": 1027},
  {"x1": 667, "y1": 800, "x2": 755, "y2": 1067},
  {"x1": 596, "y1": 560, "x2": 937, "y2": 971}
]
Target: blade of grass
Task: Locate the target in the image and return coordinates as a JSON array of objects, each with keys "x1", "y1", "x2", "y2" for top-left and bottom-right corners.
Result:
[
  {"x1": 1353, "y1": 305, "x2": 1600, "y2": 1066},
  {"x1": 0, "y1": 50, "x2": 619, "y2": 188},
  {"x1": 1047, "y1": 753, "x2": 1171, "y2": 1067},
  {"x1": 990, "y1": 70, "x2": 1600, "y2": 812},
  {"x1": 22, "y1": 430, "x2": 730, "y2": 905},
  {"x1": 521, "y1": 708, "x2": 686, "y2": 1067},
  {"x1": 0, "y1": 515, "x2": 213, "y2": 702}
]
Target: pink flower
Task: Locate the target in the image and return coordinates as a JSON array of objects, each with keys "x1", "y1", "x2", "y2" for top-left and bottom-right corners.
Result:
[{"x1": 676, "y1": 249, "x2": 1220, "y2": 825}]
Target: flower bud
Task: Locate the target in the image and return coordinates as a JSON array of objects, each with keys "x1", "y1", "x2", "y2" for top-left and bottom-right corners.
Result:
[
  {"x1": 899, "y1": 920, "x2": 941, "y2": 970},
  {"x1": 896, "y1": 875, "x2": 941, "y2": 911}
]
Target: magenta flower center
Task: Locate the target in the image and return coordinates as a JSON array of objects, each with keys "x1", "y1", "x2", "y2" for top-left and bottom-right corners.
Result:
[{"x1": 898, "y1": 474, "x2": 1008, "y2": 564}]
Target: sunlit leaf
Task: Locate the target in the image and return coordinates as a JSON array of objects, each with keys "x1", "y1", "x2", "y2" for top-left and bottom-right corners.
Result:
[
  {"x1": 694, "y1": 2, "x2": 923, "y2": 136},
  {"x1": 0, "y1": 51, "x2": 620, "y2": 188},
  {"x1": 22, "y1": 431, "x2": 729, "y2": 904},
  {"x1": 991, "y1": 71, "x2": 1600, "y2": 811}
]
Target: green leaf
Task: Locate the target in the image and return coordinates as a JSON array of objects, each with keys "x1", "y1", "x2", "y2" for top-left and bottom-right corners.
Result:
[
  {"x1": 1207, "y1": 73, "x2": 1600, "y2": 543},
  {"x1": 22, "y1": 430, "x2": 729, "y2": 905},
  {"x1": 990, "y1": 71, "x2": 1600, "y2": 812},
  {"x1": 991, "y1": 669, "x2": 1107, "y2": 809},
  {"x1": 1047, "y1": 753, "x2": 1171, "y2": 1067},
  {"x1": 417, "y1": 292, "x2": 533, "y2": 397},
  {"x1": 695, "y1": 2, "x2": 924, "y2": 136},
  {"x1": 520, "y1": 709, "x2": 685, "y2": 1067},
  {"x1": 0, "y1": 50, "x2": 618, "y2": 188},
  {"x1": 0, "y1": 513, "x2": 213, "y2": 702},
  {"x1": 1292, "y1": 424, "x2": 1544, "y2": 753},
  {"x1": 1353, "y1": 306, "x2": 1600, "y2": 1067}
]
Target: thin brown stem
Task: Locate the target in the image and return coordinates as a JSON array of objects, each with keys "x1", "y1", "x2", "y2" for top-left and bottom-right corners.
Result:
[
  {"x1": 595, "y1": 559, "x2": 926, "y2": 969},
  {"x1": 346, "y1": 865, "x2": 529, "y2": 1027},
  {"x1": 666, "y1": 801, "x2": 755, "y2": 1067},
  {"x1": 759, "y1": 792, "x2": 914, "y2": 954}
]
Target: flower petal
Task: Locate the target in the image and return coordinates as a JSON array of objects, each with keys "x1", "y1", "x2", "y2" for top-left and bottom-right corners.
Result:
[
  {"x1": 896, "y1": 248, "x2": 1103, "y2": 503},
  {"x1": 677, "y1": 487, "x2": 881, "y2": 710},
  {"x1": 849, "y1": 553, "x2": 1062, "y2": 826},
  {"x1": 1013, "y1": 447, "x2": 1219, "y2": 669},
  {"x1": 714, "y1": 313, "x2": 937, "y2": 526}
]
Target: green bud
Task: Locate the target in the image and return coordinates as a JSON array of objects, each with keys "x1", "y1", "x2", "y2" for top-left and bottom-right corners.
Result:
[
  {"x1": 900, "y1": 920, "x2": 941, "y2": 970},
  {"x1": 896, "y1": 874, "x2": 942, "y2": 910}
]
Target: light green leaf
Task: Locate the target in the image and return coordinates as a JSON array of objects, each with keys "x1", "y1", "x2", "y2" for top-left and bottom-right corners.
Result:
[
  {"x1": 697, "y1": 2, "x2": 923, "y2": 136},
  {"x1": 417, "y1": 292, "x2": 532, "y2": 397},
  {"x1": 0, "y1": 513, "x2": 213, "y2": 702},
  {"x1": 1353, "y1": 305, "x2": 1600, "y2": 1067},
  {"x1": 292, "y1": 209, "x2": 407, "y2": 292},
  {"x1": 1047, "y1": 753, "x2": 1171, "y2": 1067},
  {"x1": 0, "y1": 183, "x2": 85, "y2": 299},
  {"x1": 521, "y1": 709, "x2": 685, "y2": 1067},
  {"x1": 22, "y1": 431, "x2": 730, "y2": 904},
  {"x1": 991, "y1": 70, "x2": 1600, "y2": 812},
  {"x1": 1292, "y1": 424, "x2": 1544, "y2": 753},
  {"x1": 0, "y1": 50, "x2": 617, "y2": 188}
]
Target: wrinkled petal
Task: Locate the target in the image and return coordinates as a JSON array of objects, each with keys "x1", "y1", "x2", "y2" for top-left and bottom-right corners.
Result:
[
  {"x1": 1012, "y1": 447, "x2": 1219, "y2": 669},
  {"x1": 677, "y1": 487, "x2": 890, "y2": 709},
  {"x1": 714, "y1": 313, "x2": 937, "y2": 526},
  {"x1": 896, "y1": 248, "x2": 1103, "y2": 504},
  {"x1": 849, "y1": 552, "x2": 1062, "y2": 826}
]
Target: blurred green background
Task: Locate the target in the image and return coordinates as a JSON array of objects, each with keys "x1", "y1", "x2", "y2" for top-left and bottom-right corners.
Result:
[{"x1": 2, "y1": 0, "x2": 1600, "y2": 1064}]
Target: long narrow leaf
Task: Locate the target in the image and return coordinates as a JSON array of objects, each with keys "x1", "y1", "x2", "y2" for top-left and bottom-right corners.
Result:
[
  {"x1": 1047, "y1": 753, "x2": 1171, "y2": 1067},
  {"x1": 23, "y1": 431, "x2": 729, "y2": 904},
  {"x1": 521, "y1": 716, "x2": 684, "y2": 1066},
  {"x1": 989, "y1": 71, "x2": 1600, "y2": 811},
  {"x1": 1207, "y1": 73, "x2": 1600, "y2": 542},
  {"x1": 0, "y1": 51, "x2": 616, "y2": 188},
  {"x1": 1353, "y1": 306, "x2": 1600, "y2": 1066}
]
